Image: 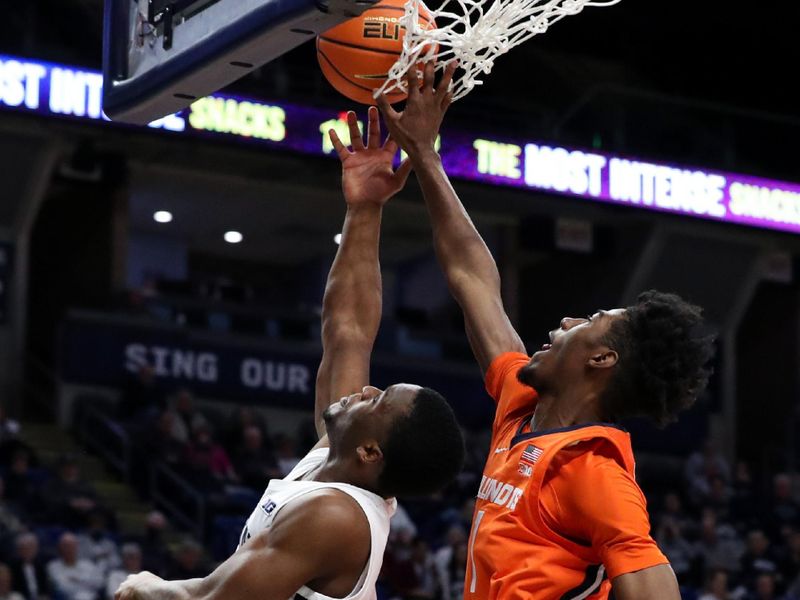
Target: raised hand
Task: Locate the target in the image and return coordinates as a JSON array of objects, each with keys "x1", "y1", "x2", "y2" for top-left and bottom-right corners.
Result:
[
  {"x1": 376, "y1": 61, "x2": 457, "y2": 159},
  {"x1": 329, "y1": 106, "x2": 412, "y2": 207}
]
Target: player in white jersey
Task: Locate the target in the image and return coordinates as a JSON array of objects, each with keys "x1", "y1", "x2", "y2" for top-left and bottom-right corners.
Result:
[{"x1": 115, "y1": 107, "x2": 465, "y2": 600}]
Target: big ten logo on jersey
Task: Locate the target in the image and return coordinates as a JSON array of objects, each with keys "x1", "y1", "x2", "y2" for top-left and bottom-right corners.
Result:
[
  {"x1": 261, "y1": 500, "x2": 277, "y2": 515},
  {"x1": 363, "y1": 17, "x2": 403, "y2": 40}
]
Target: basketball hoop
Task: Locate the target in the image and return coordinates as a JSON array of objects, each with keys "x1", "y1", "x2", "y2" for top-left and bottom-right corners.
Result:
[{"x1": 375, "y1": 0, "x2": 622, "y2": 102}]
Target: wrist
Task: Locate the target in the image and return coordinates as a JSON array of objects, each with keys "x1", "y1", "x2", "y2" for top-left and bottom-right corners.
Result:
[
  {"x1": 346, "y1": 202, "x2": 384, "y2": 215},
  {"x1": 409, "y1": 147, "x2": 442, "y2": 169},
  {"x1": 164, "y1": 580, "x2": 194, "y2": 600}
]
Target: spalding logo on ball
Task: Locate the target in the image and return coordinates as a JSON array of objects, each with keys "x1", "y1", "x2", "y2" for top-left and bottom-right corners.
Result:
[{"x1": 317, "y1": 0, "x2": 437, "y2": 105}]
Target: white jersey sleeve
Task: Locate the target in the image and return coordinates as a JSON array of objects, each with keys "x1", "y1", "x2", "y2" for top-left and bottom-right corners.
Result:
[{"x1": 237, "y1": 446, "x2": 396, "y2": 600}]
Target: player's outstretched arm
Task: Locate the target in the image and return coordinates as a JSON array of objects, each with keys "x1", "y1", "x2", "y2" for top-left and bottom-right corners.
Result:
[
  {"x1": 378, "y1": 64, "x2": 525, "y2": 375},
  {"x1": 612, "y1": 564, "x2": 681, "y2": 600},
  {"x1": 314, "y1": 107, "x2": 413, "y2": 440},
  {"x1": 115, "y1": 491, "x2": 370, "y2": 600}
]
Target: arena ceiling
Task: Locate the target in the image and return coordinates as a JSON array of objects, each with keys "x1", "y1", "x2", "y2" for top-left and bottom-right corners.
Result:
[{"x1": 3, "y1": 1, "x2": 800, "y2": 266}]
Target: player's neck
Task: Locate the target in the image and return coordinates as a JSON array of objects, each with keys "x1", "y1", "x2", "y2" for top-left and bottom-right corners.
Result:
[
  {"x1": 531, "y1": 389, "x2": 603, "y2": 432},
  {"x1": 313, "y1": 454, "x2": 382, "y2": 496}
]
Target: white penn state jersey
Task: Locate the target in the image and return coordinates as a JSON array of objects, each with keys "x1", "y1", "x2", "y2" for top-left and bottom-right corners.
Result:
[{"x1": 238, "y1": 447, "x2": 397, "y2": 600}]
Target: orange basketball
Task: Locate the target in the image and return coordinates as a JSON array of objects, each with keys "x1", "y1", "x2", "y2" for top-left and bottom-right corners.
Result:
[{"x1": 316, "y1": 0, "x2": 437, "y2": 105}]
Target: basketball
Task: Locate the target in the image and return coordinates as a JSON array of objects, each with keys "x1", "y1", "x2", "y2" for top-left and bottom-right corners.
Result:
[{"x1": 316, "y1": 0, "x2": 437, "y2": 105}]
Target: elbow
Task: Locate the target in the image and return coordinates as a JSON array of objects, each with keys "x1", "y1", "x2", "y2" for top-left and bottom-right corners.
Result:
[{"x1": 322, "y1": 285, "x2": 381, "y2": 323}]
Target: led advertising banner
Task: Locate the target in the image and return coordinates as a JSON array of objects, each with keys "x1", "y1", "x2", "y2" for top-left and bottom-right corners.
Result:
[{"x1": 2, "y1": 54, "x2": 799, "y2": 234}]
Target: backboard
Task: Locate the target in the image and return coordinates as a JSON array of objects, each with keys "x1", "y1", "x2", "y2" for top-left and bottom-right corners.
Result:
[{"x1": 103, "y1": 0, "x2": 378, "y2": 124}]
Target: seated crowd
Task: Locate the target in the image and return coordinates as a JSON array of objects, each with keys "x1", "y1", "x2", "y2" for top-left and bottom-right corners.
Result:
[{"x1": 4, "y1": 392, "x2": 800, "y2": 600}]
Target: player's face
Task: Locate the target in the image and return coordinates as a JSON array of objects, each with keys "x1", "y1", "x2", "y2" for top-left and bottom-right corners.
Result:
[
  {"x1": 323, "y1": 383, "x2": 418, "y2": 446},
  {"x1": 518, "y1": 308, "x2": 626, "y2": 390}
]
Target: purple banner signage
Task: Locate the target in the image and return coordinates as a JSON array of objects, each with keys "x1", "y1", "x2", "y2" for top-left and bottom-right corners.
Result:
[{"x1": 2, "y1": 53, "x2": 800, "y2": 234}]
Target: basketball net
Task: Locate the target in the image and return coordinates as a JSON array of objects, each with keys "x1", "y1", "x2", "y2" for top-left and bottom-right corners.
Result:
[{"x1": 375, "y1": 0, "x2": 622, "y2": 102}]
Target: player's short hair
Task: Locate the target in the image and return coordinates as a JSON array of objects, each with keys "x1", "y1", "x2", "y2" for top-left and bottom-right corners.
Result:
[
  {"x1": 601, "y1": 290, "x2": 715, "y2": 427},
  {"x1": 377, "y1": 387, "x2": 465, "y2": 498}
]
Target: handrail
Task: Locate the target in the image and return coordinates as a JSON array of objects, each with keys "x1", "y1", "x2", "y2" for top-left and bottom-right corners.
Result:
[
  {"x1": 77, "y1": 405, "x2": 132, "y2": 481},
  {"x1": 22, "y1": 353, "x2": 59, "y2": 421},
  {"x1": 150, "y1": 461, "x2": 206, "y2": 540}
]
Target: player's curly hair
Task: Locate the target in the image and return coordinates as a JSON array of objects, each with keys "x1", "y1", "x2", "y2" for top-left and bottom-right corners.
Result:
[
  {"x1": 377, "y1": 387, "x2": 465, "y2": 498},
  {"x1": 600, "y1": 290, "x2": 716, "y2": 427}
]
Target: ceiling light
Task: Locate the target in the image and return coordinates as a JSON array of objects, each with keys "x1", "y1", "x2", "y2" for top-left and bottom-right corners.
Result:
[
  {"x1": 334, "y1": 233, "x2": 342, "y2": 245},
  {"x1": 224, "y1": 231, "x2": 243, "y2": 244},
  {"x1": 153, "y1": 211, "x2": 173, "y2": 223}
]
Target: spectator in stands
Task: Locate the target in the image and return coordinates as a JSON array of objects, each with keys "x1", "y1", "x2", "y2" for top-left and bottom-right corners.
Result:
[
  {"x1": 437, "y1": 497, "x2": 476, "y2": 537},
  {"x1": 0, "y1": 564, "x2": 25, "y2": 600},
  {"x1": 272, "y1": 434, "x2": 300, "y2": 477},
  {"x1": 687, "y1": 441, "x2": 731, "y2": 506},
  {"x1": 731, "y1": 461, "x2": 757, "y2": 526},
  {"x1": 705, "y1": 476, "x2": 734, "y2": 522},
  {"x1": 146, "y1": 411, "x2": 185, "y2": 466},
  {"x1": 9, "y1": 533, "x2": 48, "y2": 600},
  {"x1": 698, "y1": 569, "x2": 731, "y2": 600},
  {"x1": 134, "y1": 512, "x2": 169, "y2": 577},
  {"x1": 167, "y1": 390, "x2": 207, "y2": 445},
  {"x1": 408, "y1": 538, "x2": 438, "y2": 599},
  {"x1": 0, "y1": 406, "x2": 20, "y2": 445},
  {"x1": 766, "y1": 474, "x2": 800, "y2": 538},
  {"x1": 165, "y1": 539, "x2": 207, "y2": 580},
  {"x1": 231, "y1": 425, "x2": 279, "y2": 490},
  {"x1": 221, "y1": 407, "x2": 268, "y2": 452},
  {"x1": 47, "y1": 533, "x2": 103, "y2": 600},
  {"x1": 43, "y1": 456, "x2": 100, "y2": 528},
  {"x1": 781, "y1": 529, "x2": 800, "y2": 591},
  {"x1": 3, "y1": 449, "x2": 40, "y2": 515},
  {"x1": 389, "y1": 504, "x2": 418, "y2": 545},
  {"x1": 77, "y1": 512, "x2": 120, "y2": 575},
  {"x1": 439, "y1": 542, "x2": 467, "y2": 600},
  {"x1": 434, "y1": 526, "x2": 467, "y2": 600},
  {"x1": 295, "y1": 418, "x2": 318, "y2": 455},
  {"x1": 656, "y1": 516, "x2": 695, "y2": 583},
  {"x1": 183, "y1": 424, "x2": 237, "y2": 489},
  {"x1": 104, "y1": 544, "x2": 141, "y2": 600},
  {"x1": 694, "y1": 509, "x2": 745, "y2": 574},
  {"x1": 0, "y1": 477, "x2": 25, "y2": 542},
  {"x1": 744, "y1": 572, "x2": 780, "y2": 600},
  {"x1": 662, "y1": 491, "x2": 694, "y2": 537},
  {"x1": 740, "y1": 529, "x2": 780, "y2": 589},
  {"x1": 118, "y1": 365, "x2": 163, "y2": 421},
  {"x1": 383, "y1": 537, "x2": 437, "y2": 599}
]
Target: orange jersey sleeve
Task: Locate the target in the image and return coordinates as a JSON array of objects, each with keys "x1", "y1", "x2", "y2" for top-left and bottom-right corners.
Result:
[
  {"x1": 484, "y1": 352, "x2": 538, "y2": 433},
  {"x1": 540, "y1": 440, "x2": 668, "y2": 580}
]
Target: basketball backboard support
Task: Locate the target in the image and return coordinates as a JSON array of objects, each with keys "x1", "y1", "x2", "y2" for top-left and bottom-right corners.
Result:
[{"x1": 103, "y1": 0, "x2": 378, "y2": 125}]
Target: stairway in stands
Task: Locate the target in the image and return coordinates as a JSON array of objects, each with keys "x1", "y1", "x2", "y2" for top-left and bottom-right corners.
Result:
[{"x1": 19, "y1": 421, "x2": 179, "y2": 541}]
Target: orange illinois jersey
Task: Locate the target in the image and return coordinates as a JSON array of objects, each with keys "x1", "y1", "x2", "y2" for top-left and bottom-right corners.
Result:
[{"x1": 464, "y1": 352, "x2": 668, "y2": 600}]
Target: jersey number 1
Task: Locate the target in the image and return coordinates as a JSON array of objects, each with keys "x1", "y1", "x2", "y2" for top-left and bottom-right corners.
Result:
[{"x1": 468, "y1": 510, "x2": 486, "y2": 594}]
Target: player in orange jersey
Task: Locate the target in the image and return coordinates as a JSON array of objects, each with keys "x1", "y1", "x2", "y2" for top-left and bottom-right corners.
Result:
[{"x1": 378, "y1": 64, "x2": 716, "y2": 600}]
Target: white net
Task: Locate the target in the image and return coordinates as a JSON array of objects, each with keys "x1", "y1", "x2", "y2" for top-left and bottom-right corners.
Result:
[{"x1": 375, "y1": 0, "x2": 622, "y2": 102}]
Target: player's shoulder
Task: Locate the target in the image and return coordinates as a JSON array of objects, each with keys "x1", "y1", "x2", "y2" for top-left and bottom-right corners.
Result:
[
  {"x1": 546, "y1": 439, "x2": 646, "y2": 517},
  {"x1": 276, "y1": 488, "x2": 370, "y2": 540},
  {"x1": 244, "y1": 488, "x2": 371, "y2": 578},
  {"x1": 551, "y1": 438, "x2": 632, "y2": 481}
]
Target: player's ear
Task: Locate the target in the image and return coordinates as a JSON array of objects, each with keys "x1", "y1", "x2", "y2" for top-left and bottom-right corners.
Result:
[
  {"x1": 587, "y1": 347, "x2": 618, "y2": 370},
  {"x1": 357, "y1": 440, "x2": 384, "y2": 464}
]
